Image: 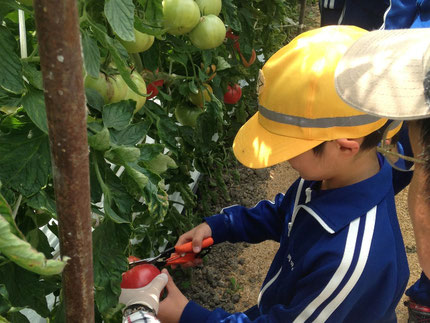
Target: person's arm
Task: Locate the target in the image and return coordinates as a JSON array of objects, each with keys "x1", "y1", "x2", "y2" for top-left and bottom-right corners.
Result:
[
  {"x1": 205, "y1": 178, "x2": 300, "y2": 244},
  {"x1": 383, "y1": 0, "x2": 417, "y2": 29},
  {"x1": 406, "y1": 121, "x2": 430, "y2": 278},
  {"x1": 161, "y1": 217, "x2": 406, "y2": 322},
  {"x1": 175, "y1": 178, "x2": 301, "y2": 258}
]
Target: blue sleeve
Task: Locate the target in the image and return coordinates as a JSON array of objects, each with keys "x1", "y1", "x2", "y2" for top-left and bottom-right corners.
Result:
[
  {"x1": 383, "y1": 0, "x2": 419, "y2": 29},
  {"x1": 204, "y1": 179, "x2": 300, "y2": 244},
  {"x1": 392, "y1": 123, "x2": 413, "y2": 194},
  {"x1": 182, "y1": 205, "x2": 408, "y2": 323}
]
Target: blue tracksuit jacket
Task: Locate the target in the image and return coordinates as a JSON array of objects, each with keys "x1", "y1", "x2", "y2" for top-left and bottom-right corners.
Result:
[
  {"x1": 383, "y1": 0, "x2": 430, "y2": 29},
  {"x1": 180, "y1": 156, "x2": 409, "y2": 322}
]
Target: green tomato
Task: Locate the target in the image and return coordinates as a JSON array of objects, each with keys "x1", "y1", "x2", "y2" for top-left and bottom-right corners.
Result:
[
  {"x1": 119, "y1": 29, "x2": 155, "y2": 54},
  {"x1": 195, "y1": 0, "x2": 222, "y2": 16},
  {"x1": 84, "y1": 73, "x2": 111, "y2": 103},
  {"x1": 188, "y1": 83, "x2": 212, "y2": 108},
  {"x1": 163, "y1": 0, "x2": 201, "y2": 35},
  {"x1": 123, "y1": 71, "x2": 147, "y2": 113},
  {"x1": 188, "y1": 15, "x2": 226, "y2": 50},
  {"x1": 174, "y1": 105, "x2": 203, "y2": 127},
  {"x1": 108, "y1": 74, "x2": 128, "y2": 103}
]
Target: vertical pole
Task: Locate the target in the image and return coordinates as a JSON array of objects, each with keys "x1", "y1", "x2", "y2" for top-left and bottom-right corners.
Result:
[
  {"x1": 32, "y1": 0, "x2": 94, "y2": 322},
  {"x1": 299, "y1": 0, "x2": 307, "y2": 33}
]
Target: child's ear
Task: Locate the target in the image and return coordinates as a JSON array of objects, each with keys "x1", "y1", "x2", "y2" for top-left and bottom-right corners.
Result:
[{"x1": 335, "y1": 138, "x2": 361, "y2": 155}]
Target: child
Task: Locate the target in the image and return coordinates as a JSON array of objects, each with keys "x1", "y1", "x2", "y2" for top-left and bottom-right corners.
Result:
[{"x1": 157, "y1": 25, "x2": 409, "y2": 322}]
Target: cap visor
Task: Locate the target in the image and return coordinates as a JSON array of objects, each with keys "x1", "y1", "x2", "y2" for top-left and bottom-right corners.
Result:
[{"x1": 233, "y1": 112, "x2": 324, "y2": 169}]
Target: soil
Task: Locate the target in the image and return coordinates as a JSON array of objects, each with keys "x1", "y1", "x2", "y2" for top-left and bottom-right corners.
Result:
[{"x1": 174, "y1": 162, "x2": 419, "y2": 322}]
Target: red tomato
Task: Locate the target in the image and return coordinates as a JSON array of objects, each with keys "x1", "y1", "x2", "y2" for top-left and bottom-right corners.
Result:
[
  {"x1": 147, "y1": 79, "x2": 164, "y2": 99},
  {"x1": 223, "y1": 84, "x2": 242, "y2": 105},
  {"x1": 121, "y1": 263, "x2": 160, "y2": 289}
]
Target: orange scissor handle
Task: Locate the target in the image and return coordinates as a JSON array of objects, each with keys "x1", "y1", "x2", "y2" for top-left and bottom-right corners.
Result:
[
  {"x1": 165, "y1": 252, "x2": 196, "y2": 265},
  {"x1": 174, "y1": 237, "x2": 214, "y2": 253}
]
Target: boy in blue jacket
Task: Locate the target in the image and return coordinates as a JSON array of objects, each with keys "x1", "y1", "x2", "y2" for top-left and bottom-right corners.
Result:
[{"x1": 157, "y1": 26, "x2": 410, "y2": 323}]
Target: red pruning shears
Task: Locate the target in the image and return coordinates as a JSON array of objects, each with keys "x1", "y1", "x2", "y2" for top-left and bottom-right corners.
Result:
[{"x1": 129, "y1": 237, "x2": 214, "y2": 268}]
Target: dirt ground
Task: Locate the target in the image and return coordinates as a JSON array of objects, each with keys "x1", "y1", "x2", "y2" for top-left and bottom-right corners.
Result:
[{"x1": 177, "y1": 162, "x2": 419, "y2": 322}]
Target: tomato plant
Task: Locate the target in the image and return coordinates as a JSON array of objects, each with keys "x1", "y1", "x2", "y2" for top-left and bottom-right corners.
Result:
[
  {"x1": 224, "y1": 84, "x2": 242, "y2": 104},
  {"x1": 121, "y1": 263, "x2": 161, "y2": 289},
  {"x1": 0, "y1": 0, "x2": 299, "y2": 320}
]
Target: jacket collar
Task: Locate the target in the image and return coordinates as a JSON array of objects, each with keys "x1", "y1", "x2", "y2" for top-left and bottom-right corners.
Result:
[{"x1": 299, "y1": 155, "x2": 392, "y2": 234}]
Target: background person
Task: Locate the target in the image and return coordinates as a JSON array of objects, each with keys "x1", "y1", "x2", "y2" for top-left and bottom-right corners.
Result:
[
  {"x1": 335, "y1": 27, "x2": 430, "y2": 322},
  {"x1": 319, "y1": 0, "x2": 389, "y2": 30}
]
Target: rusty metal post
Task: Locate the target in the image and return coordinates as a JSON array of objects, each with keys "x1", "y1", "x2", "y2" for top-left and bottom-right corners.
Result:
[
  {"x1": 299, "y1": 0, "x2": 307, "y2": 33},
  {"x1": 33, "y1": 0, "x2": 94, "y2": 321}
]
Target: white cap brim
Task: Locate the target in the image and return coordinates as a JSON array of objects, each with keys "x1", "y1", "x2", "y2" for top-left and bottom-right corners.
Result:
[{"x1": 335, "y1": 28, "x2": 430, "y2": 120}]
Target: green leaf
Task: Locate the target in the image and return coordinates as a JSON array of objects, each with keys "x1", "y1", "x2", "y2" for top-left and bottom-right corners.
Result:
[
  {"x1": 156, "y1": 116, "x2": 179, "y2": 153},
  {"x1": 0, "y1": 263, "x2": 50, "y2": 317},
  {"x1": 216, "y1": 56, "x2": 232, "y2": 71},
  {"x1": 102, "y1": 101, "x2": 135, "y2": 130},
  {"x1": 93, "y1": 220, "x2": 130, "y2": 314},
  {"x1": 82, "y1": 32, "x2": 101, "y2": 78},
  {"x1": 123, "y1": 164, "x2": 149, "y2": 193},
  {"x1": 139, "y1": 143, "x2": 164, "y2": 162},
  {"x1": 88, "y1": 127, "x2": 111, "y2": 151},
  {"x1": 110, "y1": 121, "x2": 151, "y2": 146},
  {"x1": 0, "y1": 191, "x2": 18, "y2": 235},
  {"x1": 221, "y1": 0, "x2": 241, "y2": 31},
  {"x1": 105, "y1": 169, "x2": 134, "y2": 216},
  {"x1": 0, "y1": 26, "x2": 24, "y2": 94},
  {"x1": 26, "y1": 228, "x2": 55, "y2": 259},
  {"x1": 105, "y1": 0, "x2": 135, "y2": 42},
  {"x1": 0, "y1": 125, "x2": 51, "y2": 196},
  {"x1": 104, "y1": 146, "x2": 141, "y2": 165},
  {"x1": 26, "y1": 191, "x2": 57, "y2": 219},
  {"x1": 103, "y1": 201, "x2": 130, "y2": 224},
  {"x1": 135, "y1": 0, "x2": 164, "y2": 32},
  {"x1": 145, "y1": 154, "x2": 177, "y2": 175},
  {"x1": 22, "y1": 63, "x2": 43, "y2": 90},
  {"x1": 0, "y1": 284, "x2": 11, "y2": 315},
  {"x1": 0, "y1": 0, "x2": 18, "y2": 20},
  {"x1": 0, "y1": 215, "x2": 68, "y2": 275},
  {"x1": 85, "y1": 88, "x2": 105, "y2": 111},
  {"x1": 122, "y1": 164, "x2": 168, "y2": 219},
  {"x1": 21, "y1": 90, "x2": 49, "y2": 134}
]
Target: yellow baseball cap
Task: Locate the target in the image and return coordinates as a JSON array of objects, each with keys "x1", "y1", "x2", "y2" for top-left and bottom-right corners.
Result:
[{"x1": 233, "y1": 25, "x2": 391, "y2": 169}]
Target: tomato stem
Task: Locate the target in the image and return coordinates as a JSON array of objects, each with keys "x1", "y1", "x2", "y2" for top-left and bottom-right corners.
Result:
[{"x1": 131, "y1": 53, "x2": 144, "y2": 73}]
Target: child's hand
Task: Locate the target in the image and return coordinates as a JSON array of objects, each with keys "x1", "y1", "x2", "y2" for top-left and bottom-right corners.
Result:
[
  {"x1": 158, "y1": 269, "x2": 189, "y2": 323},
  {"x1": 174, "y1": 222, "x2": 212, "y2": 267}
]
